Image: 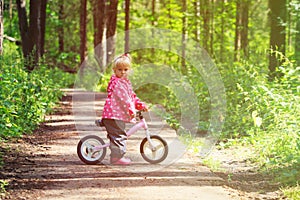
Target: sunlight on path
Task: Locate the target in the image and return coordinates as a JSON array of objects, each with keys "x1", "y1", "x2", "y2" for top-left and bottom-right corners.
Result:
[{"x1": 40, "y1": 89, "x2": 238, "y2": 200}]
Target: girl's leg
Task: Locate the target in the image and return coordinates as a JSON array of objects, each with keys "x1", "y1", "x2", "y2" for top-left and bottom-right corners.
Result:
[{"x1": 102, "y1": 119, "x2": 127, "y2": 160}]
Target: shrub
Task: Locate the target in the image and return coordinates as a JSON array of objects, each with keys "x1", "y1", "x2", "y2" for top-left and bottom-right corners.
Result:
[{"x1": 0, "y1": 54, "x2": 74, "y2": 138}]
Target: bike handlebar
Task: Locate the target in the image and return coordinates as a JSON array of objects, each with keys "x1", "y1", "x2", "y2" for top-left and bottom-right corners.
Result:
[{"x1": 136, "y1": 109, "x2": 148, "y2": 119}]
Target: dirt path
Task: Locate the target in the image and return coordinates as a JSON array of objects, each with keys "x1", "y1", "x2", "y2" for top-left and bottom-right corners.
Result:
[{"x1": 0, "y1": 89, "x2": 283, "y2": 200}]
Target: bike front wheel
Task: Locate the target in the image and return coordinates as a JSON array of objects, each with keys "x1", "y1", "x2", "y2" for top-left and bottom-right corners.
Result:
[
  {"x1": 77, "y1": 135, "x2": 107, "y2": 165},
  {"x1": 140, "y1": 135, "x2": 168, "y2": 164}
]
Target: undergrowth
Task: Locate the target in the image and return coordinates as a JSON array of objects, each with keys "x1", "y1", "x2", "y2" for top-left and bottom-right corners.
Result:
[
  {"x1": 97, "y1": 51, "x2": 299, "y2": 199},
  {"x1": 0, "y1": 42, "x2": 75, "y2": 139}
]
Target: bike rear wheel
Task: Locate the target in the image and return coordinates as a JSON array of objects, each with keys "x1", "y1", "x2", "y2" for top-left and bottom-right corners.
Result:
[
  {"x1": 77, "y1": 135, "x2": 107, "y2": 165},
  {"x1": 140, "y1": 135, "x2": 168, "y2": 164}
]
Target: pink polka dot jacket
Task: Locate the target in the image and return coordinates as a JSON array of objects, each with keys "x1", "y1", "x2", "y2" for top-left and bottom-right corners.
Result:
[{"x1": 101, "y1": 74, "x2": 147, "y2": 123}]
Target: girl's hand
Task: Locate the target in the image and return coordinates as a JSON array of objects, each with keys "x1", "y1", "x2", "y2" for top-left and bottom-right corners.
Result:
[
  {"x1": 142, "y1": 106, "x2": 149, "y2": 112},
  {"x1": 130, "y1": 113, "x2": 136, "y2": 119}
]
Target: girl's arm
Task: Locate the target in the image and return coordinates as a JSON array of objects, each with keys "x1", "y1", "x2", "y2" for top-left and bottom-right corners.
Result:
[{"x1": 132, "y1": 93, "x2": 147, "y2": 111}]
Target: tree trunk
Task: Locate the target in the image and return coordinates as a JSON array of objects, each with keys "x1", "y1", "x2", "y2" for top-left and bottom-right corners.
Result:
[
  {"x1": 125, "y1": 0, "x2": 130, "y2": 53},
  {"x1": 167, "y1": 0, "x2": 172, "y2": 64},
  {"x1": 0, "y1": 0, "x2": 3, "y2": 55},
  {"x1": 200, "y1": 0, "x2": 210, "y2": 53},
  {"x1": 90, "y1": 0, "x2": 106, "y2": 68},
  {"x1": 16, "y1": 0, "x2": 31, "y2": 56},
  {"x1": 219, "y1": 0, "x2": 225, "y2": 62},
  {"x1": 168, "y1": 0, "x2": 172, "y2": 30},
  {"x1": 40, "y1": 0, "x2": 47, "y2": 57},
  {"x1": 9, "y1": 0, "x2": 12, "y2": 32},
  {"x1": 106, "y1": 0, "x2": 118, "y2": 63},
  {"x1": 295, "y1": 0, "x2": 300, "y2": 66},
  {"x1": 16, "y1": 0, "x2": 34, "y2": 71},
  {"x1": 30, "y1": 0, "x2": 41, "y2": 66},
  {"x1": 58, "y1": 0, "x2": 64, "y2": 52},
  {"x1": 234, "y1": 0, "x2": 249, "y2": 61},
  {"x1": 209, "y1": 0, "x2": 214, "y2": 56},
  {"x1": 16, "y1": 0, "x2": 47, "y2": 71},
  {"x1": 234, "y1": 0, "x2": 241, "y2": 61},
  {"x1": 151, "y1": 0, "x2": 156, "y2": 27},
  {"x1": 268, "y1": 0, "x2": 287, "y2": 80},
  {"x1": 194, "y1": 0, "x2": 201, "y2": 43},
  {"x1": 150, "y1": 0, "x2": 156, "y2": 56},
  {"x1": 181, "y1": 0, "x2": 187, "y2": 74},
  {"x1": 241, "y1": 0, "x2": 249, "y2": 58},
  {"x1": 79, "y1": 0, "x2": 87, "y2": 64}
]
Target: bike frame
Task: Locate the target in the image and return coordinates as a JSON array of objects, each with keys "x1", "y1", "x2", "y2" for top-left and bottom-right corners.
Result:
[{"x1": 93, "y1": 115, "x2": 155, "y2": 151}]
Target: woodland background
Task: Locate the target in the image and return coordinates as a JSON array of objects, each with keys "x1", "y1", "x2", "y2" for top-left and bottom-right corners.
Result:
[{"x1": 0, "y1": 0, "x2": 299, "y2": 198}]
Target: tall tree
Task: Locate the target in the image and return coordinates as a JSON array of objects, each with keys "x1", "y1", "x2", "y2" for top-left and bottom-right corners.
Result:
[
  {"x1": 30, "y1": 0, "x2": 47, "y2": 59},
  {"x1": 209, "y1": 0, "x2": 214, "y2": 55},
  {"x1": 150, "y1": 0, "x2": 156, "y2": 56},
  {"x1": 181, "y1": 0, "x2": 187, "y2": 74},
  {"x1": 295, "y1": 0, "x2": 300, "y2": 66},
  {"x1": 234, "y1": 0, "x2": 249, "y2": 61},
  {"x1": 125, "y1": 0, "x2": 130, "y2": 53},
  {"x1": 0, "y1": 0, "x2": 3, "y2": 55},
  {"x1": 219, "y1": 0, "x2": 225, "y2": 62},
  {"x1": 40, "y1": 0, "x2": 47, "y2": 56},
  {"x1": 30, "y1": 0, "x2": 41, "y2": 64},
  {"x1": 9, "y1": 0, "x2": 12, "y2": 32},
  {"x1": 16, "y1": 0, "x2": 32, "y2": 68},
  {"x1": 268, "y1": 0, "x2": 287, "y2": 80},
  {"x1": 106, "y1": 0, "x2": 118, "y2": 64},
  {"x1": 193, "y1": 0, "x2": 201, "y2": 43},
  {"x1": 79, "y1": 0, "x2": 87, "y2": 64},
  {"x1": 296, "y1": 18, "x2": 300, "y2": 66},
  {"x1": 58, "y1": 0, "x2": 64, "y2": 53},
  {"x1": 16, "y1": 0, "x2": 47, "y2": 71},
  {"x1": 91, "y1": 0, "x2": 106, "y2": 68},
  {"x1": 151, "y1": 0, "x2": 157, "y2": 27},
  {"x1": 200, "y1": 0, "x2": 210, "y2": 52}
]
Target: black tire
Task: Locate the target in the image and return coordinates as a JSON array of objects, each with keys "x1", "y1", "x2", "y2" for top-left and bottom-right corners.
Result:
[
  {"x1": 77, "y1": 135, "x2": 107, "y2": 165},
  {"x1": 140, "y1": 135, "x2": 168, "y2": 164}
]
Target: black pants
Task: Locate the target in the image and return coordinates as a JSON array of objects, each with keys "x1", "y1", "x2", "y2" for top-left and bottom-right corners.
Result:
[{"x1": 102, "y1": 119, "x2": 127, "y2": 159}]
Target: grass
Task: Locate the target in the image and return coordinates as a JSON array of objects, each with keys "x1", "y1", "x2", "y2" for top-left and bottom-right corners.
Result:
[
  {"x1": 201, "y1": 156, "x2": 224, "y2": 172},
  {"x1": 282, "y1": 185, "x2": 300, "y2": 200},
  {"x1": 183, "y1": 133, "x2": 300, "y2": 200},
  {"x1": 0, "y1": 180, "x2": 8, "y2": 197}
]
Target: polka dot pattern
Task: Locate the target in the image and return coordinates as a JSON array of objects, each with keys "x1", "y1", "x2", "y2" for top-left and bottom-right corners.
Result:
[{"x1": 102, "y1": 75, "x2": 146, "y2": 123}]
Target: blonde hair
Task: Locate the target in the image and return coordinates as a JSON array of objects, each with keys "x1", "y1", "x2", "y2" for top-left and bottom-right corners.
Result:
[{"x1": 113, "y1": 53, "x2": 132, "y2": 69}]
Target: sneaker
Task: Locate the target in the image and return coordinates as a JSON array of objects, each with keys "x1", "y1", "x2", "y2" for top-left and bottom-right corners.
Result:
[{"x1": 110, "y1": 157, "x2": 131, "y2": 165}]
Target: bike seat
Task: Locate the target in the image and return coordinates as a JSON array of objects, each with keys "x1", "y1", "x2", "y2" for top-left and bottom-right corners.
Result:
[{"x1": 95, "y1": 119, "x2": 105, "y2": 127}]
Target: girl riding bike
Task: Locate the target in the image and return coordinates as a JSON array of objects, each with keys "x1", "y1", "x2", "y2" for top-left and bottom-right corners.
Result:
[{"x1": 101, "y1": 53, "x2": 148, "y2": 165}]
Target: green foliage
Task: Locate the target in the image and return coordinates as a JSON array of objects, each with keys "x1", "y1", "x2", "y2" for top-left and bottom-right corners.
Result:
[
  {"x1": 220, "y1": 61, "x2": 267, "y2": 138},
  {"x1": 44, "y1": 0, "x2": 82, "y2": 70},
  {"x1": 3, "y1": 0, "x2": 299, "y2": 193},
  {"x1": 202, "y1": 157, "x2": 223, "y2": 172},
  {"x1": 128, "y1": 49, "x2": 300, "y2": 187},
  {"x1": 0, "y1": 42, "x2": 74, "y2": 138},
  {"x1": 0, "y1": 180, "x2": 8, "y2": 196},
  {"x1": 221, "y1": 57, "x2": 300, "y2": 186},
  {"x1": 283, "y1": 185, "x2": 300, "y2": 200}
]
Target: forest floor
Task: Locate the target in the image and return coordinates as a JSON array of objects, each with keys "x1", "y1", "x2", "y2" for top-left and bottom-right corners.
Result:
[{"x1": 0, "y1": 89, "x2": 286, "y2": 200}]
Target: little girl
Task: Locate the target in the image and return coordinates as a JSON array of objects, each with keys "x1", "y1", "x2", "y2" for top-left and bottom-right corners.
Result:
[{"x1": 101, "y1": 53, "x2": 147, "y2": 165}]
